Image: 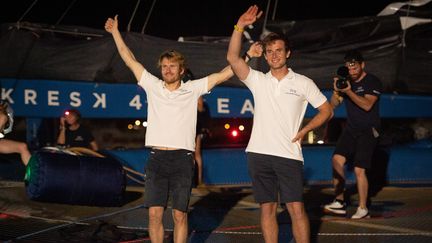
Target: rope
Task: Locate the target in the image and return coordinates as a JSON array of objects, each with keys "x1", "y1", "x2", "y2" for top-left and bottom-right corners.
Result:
[
  {"x1": 55, "y1": 0, "x2": 78, "y2": 26},
  {"x1": 17, "y1": 0, "x2": 39, "y2": 24},
  {"x1": 12, "y1": 205, "x2": 144, "y2": 241},
  {"x1": 127, "y1": 0, "x2": 142, "y2": 32},
  {"x1": 122, "y1": 165, "x2": 145, "y2": 177},
  {"x1": 126, "y1": 174, "x2": 145, "y2": 185},
  {"x1": 8, "y1": 23, "x2": 104, "y2": 37},
  {"x1": 66, "y1": 147, "x2": 105, "y2": 158},
  {"x1": 141, "y1": 0, "x2": 158, "y2": 34}
]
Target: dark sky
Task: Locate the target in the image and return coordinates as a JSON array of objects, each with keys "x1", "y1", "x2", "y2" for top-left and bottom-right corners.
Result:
[{"x1": 1, "y1": 0, "x2": 397, "y2": 40}]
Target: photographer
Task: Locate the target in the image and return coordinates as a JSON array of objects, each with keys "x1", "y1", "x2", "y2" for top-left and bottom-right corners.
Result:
[{"x1": 324, "y1": 50, "x2": 382, "y2": 219}]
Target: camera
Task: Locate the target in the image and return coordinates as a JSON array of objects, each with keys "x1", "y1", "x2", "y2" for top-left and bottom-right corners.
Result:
[{"x1": 335, "y1": 66, "x2": 350, "y2": 89}]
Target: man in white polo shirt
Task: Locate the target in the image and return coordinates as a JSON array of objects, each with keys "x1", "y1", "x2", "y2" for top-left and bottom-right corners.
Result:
[
  {"x1": 105, "y1": 15, "x2": 261, "y2": 243},
  {"x1": 227, "y1": 6, "x2": 333, "y2": 243}
]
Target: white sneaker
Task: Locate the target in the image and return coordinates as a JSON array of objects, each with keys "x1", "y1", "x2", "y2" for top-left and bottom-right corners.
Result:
[
  {"x1": 324, "y1": 199, "x2": 347, "y2": 215},
  {"x1": 351, "y1": 207, "x2": 370, "y2": 219}
]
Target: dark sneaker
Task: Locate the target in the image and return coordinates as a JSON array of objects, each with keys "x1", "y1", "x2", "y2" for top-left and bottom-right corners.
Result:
[{"x1": 324, "y1": 199, "x2": 347, "y2": 215}]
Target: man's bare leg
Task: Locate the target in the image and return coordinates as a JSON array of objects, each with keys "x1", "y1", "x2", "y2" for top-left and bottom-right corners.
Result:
[
  {"x1": 354, "y1": 167, "x2": 368, "y2": 209},
  {"x1": 332, "y1": 154, "x2": 347, "y2": 200},
  {"x1": 260, "y1": 202, "x2": 278, "y2": 243},
  {"x1": 286, "y1": 202, "x2": 310, "y2": 243},
  {"x1": 172, "y1": 209, "x2": 188, "y2": 243},
  {"x1": 148, "y1": 206, "x2": 164, "y2": 243}
]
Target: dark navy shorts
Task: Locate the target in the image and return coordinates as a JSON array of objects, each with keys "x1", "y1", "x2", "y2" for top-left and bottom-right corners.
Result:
[
  {"x1": 247, "y1": 152, "x2": 304, "y2": 204},
  {"x1": 143, "y1": 149, "x2": 195, "y2": 212},
  {"x1": 334, "y1": 128, "x2": 378, "y2": 169}
]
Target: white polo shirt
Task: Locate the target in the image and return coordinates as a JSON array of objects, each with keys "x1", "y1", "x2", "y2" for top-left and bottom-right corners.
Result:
[
  {"x1": 138, "y1": 69, "x2": 208, "y2": 151},
  {"x1": 242, "y1": 68, "x2": 327, "y2": 161}
]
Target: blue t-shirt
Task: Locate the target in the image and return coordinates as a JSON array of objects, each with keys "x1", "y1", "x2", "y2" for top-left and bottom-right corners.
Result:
[{"x1": 344, "y1": 73, "x2": 382, "y2": 130}]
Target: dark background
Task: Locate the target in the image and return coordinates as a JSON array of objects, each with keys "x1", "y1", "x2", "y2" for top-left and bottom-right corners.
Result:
[
  {"x1": 1, "y1": 0, "x2": 430, "y2": 150},
  {"x1": 1, "y1": 0, "x2": 397, "y2": 39}
]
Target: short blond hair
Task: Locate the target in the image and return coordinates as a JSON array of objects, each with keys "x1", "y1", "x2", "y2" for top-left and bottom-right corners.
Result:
[{"x1": 157, "y1": 50, "x2": 186, "y2": 71}]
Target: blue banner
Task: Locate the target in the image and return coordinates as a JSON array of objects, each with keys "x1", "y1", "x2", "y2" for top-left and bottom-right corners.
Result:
[
  {"x1": 1, "y1": 78, "x2": 431, "y2": 118},
  {"x1": 1, "y1": 78, "x2": 147, "y2": 118}
]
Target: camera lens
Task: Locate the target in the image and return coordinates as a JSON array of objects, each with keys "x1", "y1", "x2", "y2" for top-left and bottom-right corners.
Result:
[
  {"x1": 337, "y1": 66, "x2": 349, "y2": 77},
  {"x1": 336, "y1": 66, "x2": 349, "y2": 89},
  {"x1": 336, "y1": 79, "x2": 348, "y2": 89}
]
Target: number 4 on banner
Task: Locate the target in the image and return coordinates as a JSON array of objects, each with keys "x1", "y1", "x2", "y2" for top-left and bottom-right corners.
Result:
[{"x1": 129, "y1": 95, "x2": 142, "y2": 110}]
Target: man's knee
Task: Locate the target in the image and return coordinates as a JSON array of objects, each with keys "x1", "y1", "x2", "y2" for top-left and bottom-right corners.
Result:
[
  {"x1": 260, "y1": 202, "x2": 278, "y2": 217},
  {"x1": 172, "y1": 209, "x2": 187, "y2": 225},
  {"x1": 286, "y1": 202, "x2": 306, "y2": 220},
  {"x1": 354, "y1": 167, "x2": 366, "y2": 178},
  {"x1": 18, "y1": 142, "x2": 28, "y2": 153},
  {"x1": 149, "y1": 207, "x2": 164, "y2": 224},
  {"x1": 332, "y1": 154, "x2": 345, "y2": 167}
]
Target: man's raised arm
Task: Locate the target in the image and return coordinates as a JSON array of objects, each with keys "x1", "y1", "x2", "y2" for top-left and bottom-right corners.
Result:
[
  {"x1": 207, "y1": 42, "x2": 263, "y2": 91},
  {"x1": 105, "y1": 15, "x2": 144, "y2": 81},
  {"x1": 227, "y1": 5, "x2": 262, "y2": 81}
]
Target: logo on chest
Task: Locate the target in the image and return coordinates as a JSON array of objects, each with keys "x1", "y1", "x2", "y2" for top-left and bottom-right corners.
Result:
[
  {"x1": 283, "y1": 88, "x2": 300, "y2": 97},
  {"x1": 354, "y1": 86, "x2": 365, "y2": 94},
  {"x1": 165, "y1": 88, "x2": 192, "y2": 99},
  {"x1": 74, "y1": 136, "x2": 84, "y2": 142}
]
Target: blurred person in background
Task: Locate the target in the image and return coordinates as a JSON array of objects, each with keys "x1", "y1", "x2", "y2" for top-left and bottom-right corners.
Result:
[
  {"x1": 56, "y1": 109, "x2": 98, "y2": 151},
  {"x1": 0, "y1": 102, "x2": 31, "y2": 166}
]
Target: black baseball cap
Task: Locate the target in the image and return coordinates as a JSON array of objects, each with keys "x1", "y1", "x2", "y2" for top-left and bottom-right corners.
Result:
[{"x1": 344, "y1": 50, "x2": 364, "y2": 63}]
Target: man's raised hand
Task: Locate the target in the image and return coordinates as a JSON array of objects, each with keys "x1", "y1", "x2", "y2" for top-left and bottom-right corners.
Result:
[{"x1": 104, "y1": 15, "x2": 118, "y2": 33}]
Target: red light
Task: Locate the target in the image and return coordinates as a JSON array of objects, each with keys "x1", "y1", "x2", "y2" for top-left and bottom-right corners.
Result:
[
  {"x1": 231, "y1": 130, "x2": 238, "y2": 137},
  {"x1": 64, "y1": 111, "x2": 70, "y2": 116}
]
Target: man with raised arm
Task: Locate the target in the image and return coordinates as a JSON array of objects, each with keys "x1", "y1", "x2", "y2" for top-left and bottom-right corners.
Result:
[
  {"x1": 227, "y1": 6, "x2": 333, "y2": 243},
  {"x1": 105, "y1": 15, "x2": 261, "y2": 243}
]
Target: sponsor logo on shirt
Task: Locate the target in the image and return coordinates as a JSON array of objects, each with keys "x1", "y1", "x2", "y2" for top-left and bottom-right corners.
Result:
[
  {"x1": 355, "y1": 86, "x2": 365, "y2": 93},
  {"x1": 284, "y1": 88, "x2": 300, "y2": 96},
  {"x1": 74, "y1": 136, "x2": 84, "y2": 142},
  {"x1": 177, "y1": 88, "x2": 192, "y2": 94}
]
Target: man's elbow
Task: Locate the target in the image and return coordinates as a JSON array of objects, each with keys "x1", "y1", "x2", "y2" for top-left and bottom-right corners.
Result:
[
  {"x1": 226, "y1": 56, "x2": 234, "y2": 65},
  {"x1": 363, "y1": 104, "x2": 373, "y2": 112},
  {"x1": 227, "y1": 53, "x2": 239, "y2": 65}
]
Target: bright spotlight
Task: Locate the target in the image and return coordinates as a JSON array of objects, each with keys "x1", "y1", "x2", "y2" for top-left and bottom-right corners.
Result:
[{"x1": 231, "y1": 130, "x2": 238, "y2": 137}]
